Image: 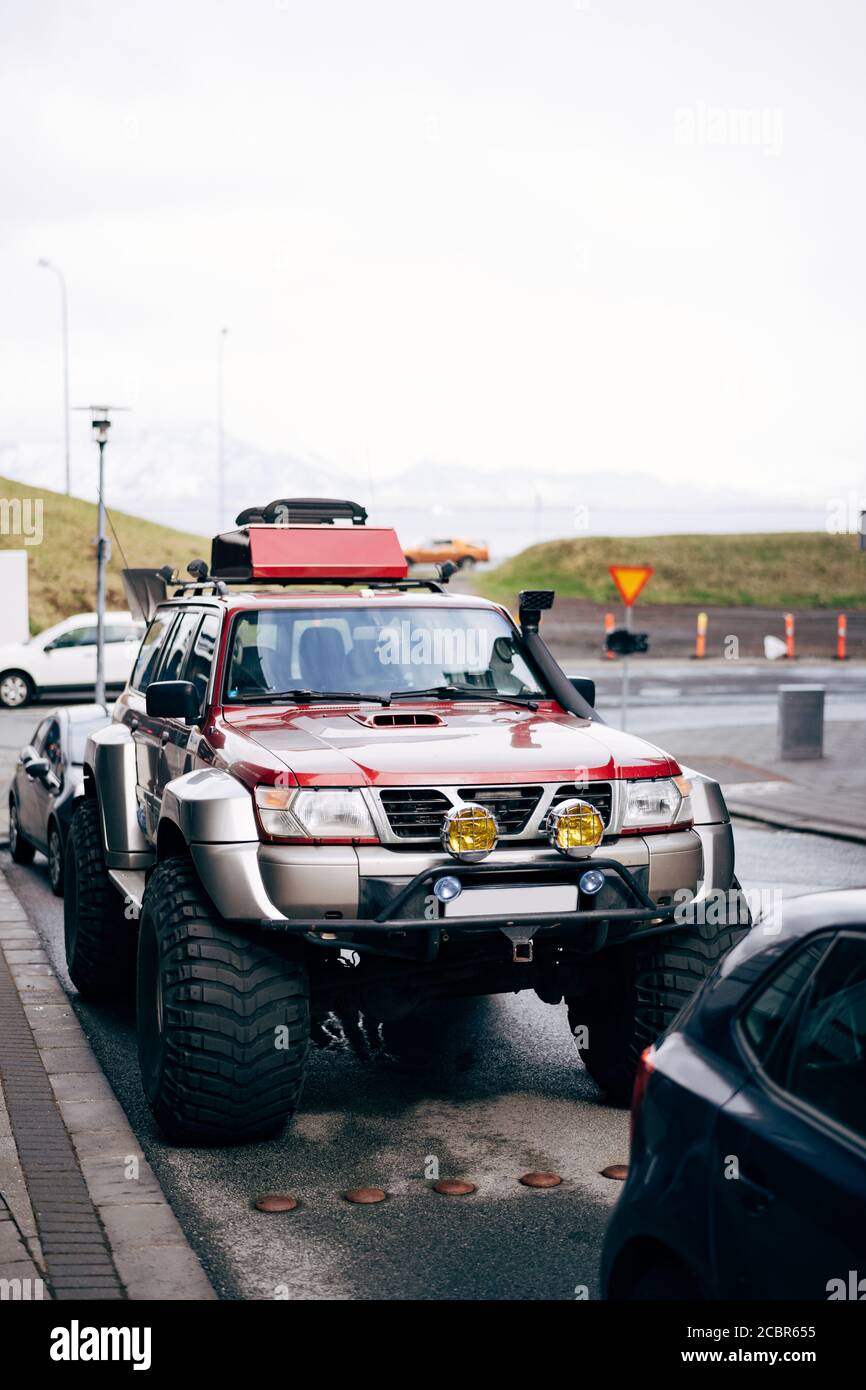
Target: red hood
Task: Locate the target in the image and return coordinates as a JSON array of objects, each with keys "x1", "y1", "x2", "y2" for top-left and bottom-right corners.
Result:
[{"x1": 221, "y1": 700, "x2": 680, "y2": 786}]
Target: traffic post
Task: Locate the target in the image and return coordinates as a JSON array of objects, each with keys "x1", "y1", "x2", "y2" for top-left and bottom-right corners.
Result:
[
  {"x1": 604, "y1": 611, "x2": 616, "y2": 659},
  {"x1": 607, "y1": 565, "x2": 653, "y2": 730},
  {"x1": 836, "y1": 613, "x2": 848, "y2": 661},
  {"x1": 694, "y1": 610, "x2": 708, "y2": 659},
  {"x1": 784, "y1": 612, "x2": 796, "y2": 660}
]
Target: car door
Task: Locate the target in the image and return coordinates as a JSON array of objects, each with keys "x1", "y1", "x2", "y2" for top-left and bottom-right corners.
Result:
[
  {"x1": 710, "y1": 931, "x2": 866, "y2": 1299},
  {"x1": 40, "y1": 623, "x2": 98, "y2": 690},
  {"x1": 132, "y1": 609, "x2": 202, "y2": 839},
  {"x1": 17, "y1": 716, "x2": 53, "y2": 838},
  {"x1": 156, "y1": 612, "x2": 221, "y2": 798}
]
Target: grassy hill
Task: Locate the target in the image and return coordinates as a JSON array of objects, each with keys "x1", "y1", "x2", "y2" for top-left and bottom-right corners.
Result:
[
  {"x1": 0, "y1": 476, "x2": 208, "y2": 633},
  {"x1": 478, "y1": 532, "x2": 866, "y2": 609}
]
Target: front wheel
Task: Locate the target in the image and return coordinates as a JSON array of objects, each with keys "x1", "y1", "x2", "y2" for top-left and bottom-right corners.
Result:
[
  {"x1": 9, "y1": 798, "x2": 35, "y2": 864},
  {"x1": 136, "y1": 857, "x2": 310, "y2": 1144},
  {"x1": 48, "y1": 821, "x2": 65, "y2": 896},
  {"x1": 568, "y1": 915, "x2": 749, "y2": 1104},
  {"x1": 0, "y1": 671, "x2": 33, "y2": 709}
]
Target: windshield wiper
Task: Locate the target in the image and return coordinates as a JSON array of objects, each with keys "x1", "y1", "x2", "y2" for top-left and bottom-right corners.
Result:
[
  {"x1": 389, "y1": 684, "x2": 539, "y2": 710},
  {"x1": 237, "y1": 688, "x2": 392, "y2": 706}
]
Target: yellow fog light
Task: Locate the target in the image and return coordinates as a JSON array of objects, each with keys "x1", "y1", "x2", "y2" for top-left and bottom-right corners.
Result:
[
  {"x1": 547, "y1": 798, "x2": 604, "y2": 856},
  {"x1": 441, "y1": 804, "x2": 499, "y2": 862}
]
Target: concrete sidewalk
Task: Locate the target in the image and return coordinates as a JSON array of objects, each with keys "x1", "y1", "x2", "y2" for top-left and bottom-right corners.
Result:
[
  {"x1": 649, "y1": 718, "x2": 866, "y2": 844},
  {"x1": 0, "y1": 867, "x2": 215, "y2": 1301}
]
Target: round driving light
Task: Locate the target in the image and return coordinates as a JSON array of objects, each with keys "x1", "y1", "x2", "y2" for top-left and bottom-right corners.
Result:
[
  {"x1": 433, "y1": 875, "x2": 463, "y2": 903},
  {"x1": 547, "y1": 798, "x2": 604, "y2": 857},
  {"x1": 441, "y1": 803, "x2": 498, "y2": 862},
  {"x1": 579, "y1": 868, "x2": 605, "y2": 896}
]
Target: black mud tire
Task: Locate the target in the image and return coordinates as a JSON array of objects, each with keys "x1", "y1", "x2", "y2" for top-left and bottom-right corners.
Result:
[
  {"x1": 568, "y1": 916, "x2": 749, "y2": 1105},
  {"x1": 136, "y1": 857, "x2": 310, "y2": 1145},
  {"x1": 64, "y1": 798, "x2": 135, "y2": 1000},
  {"x1": 9, "y1": 798, "x2": 35, "y2": 864}
]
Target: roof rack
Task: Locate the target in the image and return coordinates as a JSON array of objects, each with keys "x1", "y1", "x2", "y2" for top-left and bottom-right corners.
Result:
[{"x1": 234, "y1": 498, "x2": 368, "y2": 527}]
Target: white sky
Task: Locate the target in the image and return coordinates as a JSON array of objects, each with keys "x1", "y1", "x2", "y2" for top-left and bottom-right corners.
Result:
[{"x1": 1, "y1": 0, "x2": 865, "y2": 511}]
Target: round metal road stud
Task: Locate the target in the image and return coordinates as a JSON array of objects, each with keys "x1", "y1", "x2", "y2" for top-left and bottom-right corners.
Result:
[
  {"x1": 441, "y1": 803, "x2": 498, "y2": 862},
  {"x1": 519, "y1": 1171, "x2": 562, "y2": 1188},
  {"x1": 433, "y1": 1179, "x2": 476, "y2": 1196},
  {"x1": 547, "y1": 798, "x2": 604, "y2": 856},
  {"x1": 600, "y1": 1164, "x2": 629, "y2": 1182},
  {"x1": 255, "y1": 1194, "x2": 299, "y2": 1212},
  {"x1": 344, "y1": 1186, "x2": 387, "y2": 1204}
]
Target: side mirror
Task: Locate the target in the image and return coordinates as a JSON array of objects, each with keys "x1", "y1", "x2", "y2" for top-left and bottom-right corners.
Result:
[
  {"x1": 25, "y1": 758, "x2": 53, "y2": 784},
  {"x1": 569, "y1": 676, "x2": 596, "y2": 708},
  {"x1": 43, "y1": 640, "x2": 59, "y2": 652},
  {"x1": 20, "y1": 744, "x2": 38, "y2": 765},
  {"x1": 146, "y1": 680, "x2": 200, "y2": 725}
]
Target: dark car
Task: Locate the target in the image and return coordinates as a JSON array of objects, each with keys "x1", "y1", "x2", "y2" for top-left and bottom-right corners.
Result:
[
  {"x1": 8, "y1": 705, "x2": 111, "y2": 895},
  {"x1": 602, "y1": 890, "x2": 866, "y2": 1300}
]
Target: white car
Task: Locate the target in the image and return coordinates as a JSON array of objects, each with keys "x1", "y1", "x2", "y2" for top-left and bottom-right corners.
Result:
[{"x1": 0, "y1": 612, "x2": 145, "y2": 709}]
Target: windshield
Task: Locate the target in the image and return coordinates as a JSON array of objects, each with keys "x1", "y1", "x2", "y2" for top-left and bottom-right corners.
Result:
[{"x1": 224, "y1": 606, "x2": 547, "y2": 702}]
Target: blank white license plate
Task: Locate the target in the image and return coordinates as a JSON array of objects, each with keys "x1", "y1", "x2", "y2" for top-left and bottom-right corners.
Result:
[{"x1": 444, "y1": 884, "x2": 578, "y2": 918}]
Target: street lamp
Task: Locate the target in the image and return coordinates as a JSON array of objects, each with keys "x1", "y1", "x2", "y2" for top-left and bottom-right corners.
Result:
[
  {"x1": 74, "y1": 405, "x2": 129, "y2": 708},
  {"x1": 217, "y1": 327, "x2": 229, "y2": 529},
  {"x1": 37, "y1": 258, "x2": 71, "y2": 495}
]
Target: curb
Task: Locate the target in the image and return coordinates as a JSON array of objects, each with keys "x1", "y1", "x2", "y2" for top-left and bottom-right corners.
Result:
[
  {"x1": 722, "y1": 784, "x2": 866, "y2": 846},
  {"x1": 0, "y1": 868, "x2": 215, "y2": 1301}
]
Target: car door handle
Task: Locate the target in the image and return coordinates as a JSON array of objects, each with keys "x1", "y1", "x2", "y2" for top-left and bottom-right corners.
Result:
[
  {"x1": 128, "y1": 717, "x2": 139, "y2": 732},
  {"x1": 160, "y1": 730, "x2": 171, "y2": 745},
  {"x1": 739, "y1": 1172, "x2": 775, "y2": 1214}
]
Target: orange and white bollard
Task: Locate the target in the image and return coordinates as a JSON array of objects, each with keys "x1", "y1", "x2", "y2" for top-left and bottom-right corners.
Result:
[
  {"x1": 695, "y1": 611, "x2": 708, "y2": 659},
  {"x1": 784, "y1": 612, "x2": 795, "y2": 659},
  {"x1": 604, "y1": 611, "x2": 616, "y2": 659},
  {"x1": 836, "y1": 613, "x2": 848, "y2": 661}
]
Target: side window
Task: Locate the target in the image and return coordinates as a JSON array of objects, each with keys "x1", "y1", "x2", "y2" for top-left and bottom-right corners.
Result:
[
  {"x1": 43, "y1": 718, "x2": 63, "y2": 772},
  {"x1": 785, "y1": 935, "x2": 866, "y2": 1141},
  {"x1": 740, "y1": 938, "x2": 831, "y2": 1070},
  {"x1": 105, "y1": 623, "x2": 145, "y2": 644},
  {"x1": 131, "y1": 612, "x2": 176, "y2": 691},
  {"x1": 31, "y1": 718, "x2": 52, "y2": 752},
  {"x1": 52, "y1": 625, "x2": 96, "y2": 648},
  {"x1": 183, "y1": 615, "x2": 220, "y2": 712},
  {"x1": 156, "y1": 612, "x2": 201, "y2": 684}
]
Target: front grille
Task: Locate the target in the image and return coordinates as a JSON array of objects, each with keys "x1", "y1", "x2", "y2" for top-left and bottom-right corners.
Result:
[
  {"x1": 379, "y1": 788, "x2": 452, "y2": 838},
  {"x1": 551, "y1": 782, "x2": 613, "y2": 827},
  {"x1": 458, "y1": 785, "x2": 544, "y2": 834}
]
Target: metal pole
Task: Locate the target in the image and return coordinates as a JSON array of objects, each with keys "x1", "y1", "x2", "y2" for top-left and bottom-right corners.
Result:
[
  {"x1": 621, "y1": 603, "x2": 632, "y2": 730},
  {"x1": 217, "y1": 327, "x2": 228, "y2": 529},
  {"x1": 95, "y1": 438, "x2": 107, "y2": 708}
]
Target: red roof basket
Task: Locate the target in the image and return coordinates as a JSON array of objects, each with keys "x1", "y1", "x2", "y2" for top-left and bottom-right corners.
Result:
[{"x1": 211, "y1": 497, "x2": 409, "y2": 584}]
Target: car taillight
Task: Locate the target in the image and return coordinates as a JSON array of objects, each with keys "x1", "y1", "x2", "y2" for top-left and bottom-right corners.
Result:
[{"x1": 630, "y1": 1044, "x2": 655, "y2": 1146}]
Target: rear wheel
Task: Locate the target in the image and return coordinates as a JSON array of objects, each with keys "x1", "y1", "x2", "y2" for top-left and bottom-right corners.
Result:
[
  {"x1": 48, "y1": 820, "x2": 65, "y2": 896},
  {"x1": 568, "y1": 915, "x2": 749, "y2": 1105},
  {"x1": 8, "y1": 798, "x2": 35, "y2": 864},
  {"x1": 64, "y1": 799, "x2": 135, "y2": 999},
  {"x1": 136, "y1": 857, "x2": 310, "y2": 1144},
  {"x1": 0, "y1": 671, "x2": 33, "y2": 709}
]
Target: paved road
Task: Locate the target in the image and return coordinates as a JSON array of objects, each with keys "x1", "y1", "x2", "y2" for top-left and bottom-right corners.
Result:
[{"x1": 5, "y1": 819, "x2": 866, "y2": 1301}]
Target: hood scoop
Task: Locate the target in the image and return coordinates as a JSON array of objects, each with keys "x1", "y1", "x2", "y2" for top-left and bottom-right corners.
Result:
[{"x1": 350, "y1": 711, "x2": 446, "y2": 728}]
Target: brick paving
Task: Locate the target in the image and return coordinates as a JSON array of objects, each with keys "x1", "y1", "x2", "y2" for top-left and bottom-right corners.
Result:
[{"x1": 0, "y1": 946, "x2": 124, "y2": 1300}]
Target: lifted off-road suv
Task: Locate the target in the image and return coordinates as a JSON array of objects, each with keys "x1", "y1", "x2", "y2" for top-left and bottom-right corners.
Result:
[{"x1": 64, "y1": 498, "x2": 748, "y2": 1144}]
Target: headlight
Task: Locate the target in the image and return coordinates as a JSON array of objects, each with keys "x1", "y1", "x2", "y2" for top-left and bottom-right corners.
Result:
[
  {"x1": 547, "y1": 798, "x2": 604, "y2": 856},
  {"x1": 254, "y1": 786, "x2": 376, "y2": 840},
  {"x1": 621, "y1": 778, "x2": 683, "y2": 830},
  {"x1": 441, "y1": 804, "x2": 498, "y2": 861}
]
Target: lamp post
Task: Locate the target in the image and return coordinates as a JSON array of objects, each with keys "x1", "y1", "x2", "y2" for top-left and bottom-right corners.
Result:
[
  {"x1": 74, "y1": 406, "x2": 128, "y2": 709},
  {"x1": 37, "y1": 258, "x2": 71, "y2": 495},
  {"x1": 217, "y1": 327, "x2": 228, "y2": 529}
]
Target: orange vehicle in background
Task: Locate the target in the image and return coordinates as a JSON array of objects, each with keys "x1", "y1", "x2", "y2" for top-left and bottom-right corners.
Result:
[{"x1": 404, "y1": 536, "x2": 489, "y2": 569}]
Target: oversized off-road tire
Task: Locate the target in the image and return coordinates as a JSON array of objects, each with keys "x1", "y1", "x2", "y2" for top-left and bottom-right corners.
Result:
[
  {"x1": 136, "y1": 857, "x2": 310, "y2": 1145},
  {"x1": 64, "y1": 798, "x2": 136, "y2": 999},
  {"x1": 9, "y1": 798, "x2": 35, "y2": 864},
  {"x1": 568, "y1": 915, "x2": 749, "y2": 1105}
]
